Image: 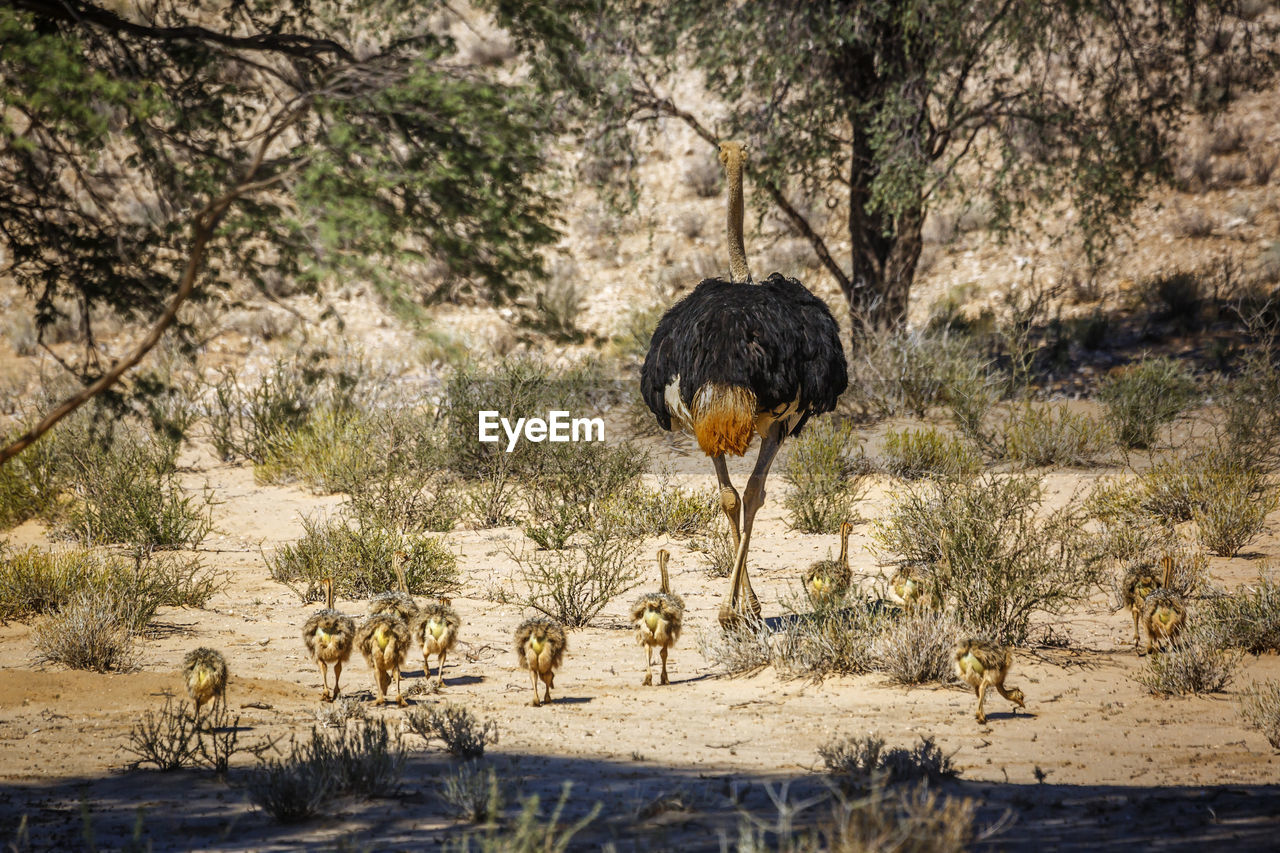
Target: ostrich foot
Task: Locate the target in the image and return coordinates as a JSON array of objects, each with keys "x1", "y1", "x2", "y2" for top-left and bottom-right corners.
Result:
[
  {"x1": 320, "y1": 689, "x2": 332, "y2": 703},
  {"x1": 642, "y1": 673, "x2": 653, "y2": 686}
]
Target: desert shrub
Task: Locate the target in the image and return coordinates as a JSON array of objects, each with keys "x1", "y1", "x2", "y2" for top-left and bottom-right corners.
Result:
[
  {"x1": 267, "y1": 518, "x2": 459, "y2": 602},
  {"x1": 443, "y1": 784, "x2": 599, "y2": 853},
  {"x1": 440, "y1": 762, "x2": 507, "y2": 824},
  {"x1": 782, "y1": 419, "x2": 869, "y2": 534},
  {"x1": 1000, "y1": 404, "x2": 1112, "y2": 468},
  {"x1": 502, "y1": 515, "x2": 642, "y2": 626},
  {"x1": 881, "y1": 427, "x2": 981, "y2": 481},
  {"x1": 1134, "y1": 633, "x2": 1241, "y2": 695},
  {"x1": 406, "y1": 703, "x2": 498, "y2": 759},
  {"x1": 0, "y1": 547, "x2": 219, "y2": 626},
  {"x1": 1084, "y1": 477, "x2": 1210, "y2": 583},
  {"x1": 0, "y1": 436, "x2": 62, "y2": 529},
  {"x1": 315, "y1": 696, "x2": 367, "y2": 729},
  {"x1": 850, "y1": 327, "x2": 990, "y2": 420},
  {"x1": 520, "y1": 441, "x2": 648, "y2": 550},
  {"x1": 820, "y1": 735, "x2": 958, "y2": 793},
  {"x1": 871, "y1": 610, "x2": 960, "y2": 685},
  {"x1": 772, "y1": 600, "x2": 894, "y2": 677},
  {"x1": 124, "y1": 699, "x2": 268, "y2": 774},
  {"x1": 245, "y1": 753, "x2": 337, "y2": 823},
  {"x1": 809, "y1": 783, "x2": 976, "y2": 853},
  {"x1": 1194, "y1": 483, "x2": 1275, "y2": 557},
  {"x1": 248, "y1": 720, "x2": 406, "y2": 821},
  {"x1": 57, "y1": 427, "x2": 214, "y2": 549},
  {"x1": 1140, "y1": 446, "x2": 1272, "y2": 543},
  {"x1": 873, "y1": 473, "x2": 1099, "y2": 644},
  {"x1": 31, "y1": 590, "x2": 138, "y2": 672},
  {"x1": 208, "y1": 348, "x2": 373, "y2": 465},
  {"x1": 1097, "y1": 357, "x2": 1198, "y2": 448},
  {"x1": 1220, "y1": 349, "x2": 1280, "y2": 469},
  {"x1": 1200, "y1": 570, "x2": 1280, "y2": 654},
  {"x1": 440, "y1": 357, "x2": 603, "y2": 480},
  {"x1": 690, "y1": 516, "x2": 736, "y2": 577},
  {"x1": 123, "y1": 698, "x2": 202, "y2": 771},
  {"x1": 611, "y1": 481, "x2": 718, "y2": 540},
  {"x1": 697, "y1": 618, "x2": 773, "y2": 675},
  {"x1": 1238, "y1": 680, "x2": 1280, "y2": 750}
]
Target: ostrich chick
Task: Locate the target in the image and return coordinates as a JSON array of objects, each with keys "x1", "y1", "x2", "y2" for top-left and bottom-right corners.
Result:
[
  {"x1": 410, "y1": 600, "x2": 461, "y2": 687},
  {"x1": 953, "y1": 638, "x2": 1026, "y2": 724},
  {"x1": 889, "y1": 564, "x2": 928, "y2": 612},
  {"x1": 356, "y1": 613, "x2": 411, "y2": 706},
  {"x1": 1119, "y1": 560, "x2": 1162, "y2": 648},
  {"x1": 631, "y1": 549, "x2": 685, "y2": 686},
  {"x1": 367, "y1": 549, "x2": 419, "y2": 624},
  {"x1": 804, "y1": 520, "x2": 853, "y2": 606},
  {"x1": 302, "y1": 577, "x2": 356, "y2": 702},
  {"x1": 515, "y1": 617, "x2": 567, "y2": 707},
  {"x1": 182, "y1": 647, "x2": 228, "y2": 717},
  {"x1": 1141, "y1": 589, "x2": 1187, "y2": 654}
]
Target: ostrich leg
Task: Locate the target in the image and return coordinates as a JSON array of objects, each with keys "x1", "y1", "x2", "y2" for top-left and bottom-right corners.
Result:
[
  {"x1": 712, "y1": 455, "x2": 742, "y2": 550},
  {"x1": 719, "y1": 424, "x2": 786, "y2": 627}
]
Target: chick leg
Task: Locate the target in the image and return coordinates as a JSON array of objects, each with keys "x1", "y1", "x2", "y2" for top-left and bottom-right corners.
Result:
[
  {"x1": 437, "y1": 649, "x2": 447, "y2": 687},
  {"x1": 541, "y1": 671, "x2": 553, "y2": 705},
  {"x1": 332, "y1": 661, "x2": 343, "y2": 700},
  {"x1": 660, "y1": 645, "x2": 670, "y2": 686},
  {"x1": 529, "y1": 666, "x2": 541, "y2": 707},
  {"x1": 374, "y1": 664, "x2": 389, "y2": 705},
  {"x1": 318, "y1": 661, "x2": 332, "y2": 702},
  {"x1": 976, "y1": 681, "x2": 989, "y2": 724},
  {"x1": 643, "y1": 646, "x2": 654, "y2": 687}
]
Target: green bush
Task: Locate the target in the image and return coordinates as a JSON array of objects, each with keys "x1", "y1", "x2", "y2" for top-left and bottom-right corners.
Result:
[
  {"x1": 267, "y1": 518, "x2": 459, "y2": 602},
  {"x1": 59, "y1": 428, "x2": 214, "y2": 549},
  {"x1": 772, "y1": 599, "x2": 895, "y2": 677},
  {"x1": 502, "y1": 514, "x2": 642, "y2": 626},
  {"x1": 1238, "y1": 679, "x2": 1280, "y2": 750},
  {"x1": 1220, "y1": 349, "x2": 1280, "y2": 468},
  {"x1": 520, "y1": 441, "x2": 648, "y2": 550},
  {"x1": 610, "y1": 481, "x2": 718, "y2": 540},
  {"x1": 782, "y1": 418, "x2": 869, "y2": 534},
  {"x1": 873, "y1": 473, "x2": 1099, "y2": 644},
  {"x1": 0, "y1": 546, "x2": 219, "y2": 626},
  {"x1": 690, "y1": 516, "x2": 736, "y2": 578},
  {"x1": 882, "y1": 427, "x2": 982, "y2": 480},
  {"x1": 1135, "y1": 633, "x2": 1240, "y2": 695},
  {"x1": 849, "y1": 327, "x2": 991, "y2": 420},
  {"x1": 1000, "y1": 404, "x2": 1112, "y2": 468},
  {"x1": 1098, "y1": 357, "x2": 1198, "y2": 448},
  {"x1": 0, "y1": 436, "x2": 62, "y2": 529},
  {"x1": 1201, "y1": 570, "x2": 1280, "y2": 654}
]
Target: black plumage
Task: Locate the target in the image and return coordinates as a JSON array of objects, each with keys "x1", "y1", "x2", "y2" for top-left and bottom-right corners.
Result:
[{"x1": 641, "y1": 274, "x2": 847, "y2": 440}]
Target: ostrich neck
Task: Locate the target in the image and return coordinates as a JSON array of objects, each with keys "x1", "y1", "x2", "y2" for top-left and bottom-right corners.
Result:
[
  {"x1": 725, "y1": 157, "x2": 751, "y2": 282},
  {"x1": 659, "y1": 555, "x2": 670, "y2": 595},
  {"x1": 838, "y1": 531, "x2": 849, "y2": 566}
]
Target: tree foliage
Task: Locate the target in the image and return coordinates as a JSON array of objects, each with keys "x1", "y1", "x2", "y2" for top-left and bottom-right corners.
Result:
[
  {"x1": 0, "y1": 0, "x2": 559, "y2": 462},
  {"x1": 490, "y1": 0, "x2": 1278, "y2": 334}
]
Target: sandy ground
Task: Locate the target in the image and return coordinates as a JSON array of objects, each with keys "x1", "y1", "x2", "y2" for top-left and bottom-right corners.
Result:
[{"x1": 0, "y1": 420, "x2": 1278, "y2": 852}]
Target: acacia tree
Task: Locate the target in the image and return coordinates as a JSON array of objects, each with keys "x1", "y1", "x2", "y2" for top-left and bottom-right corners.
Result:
[
  {"x1": 490, "y1": 0, "x2": 1277, "y2": 336},
  {"x1": 0, "y1": 0, "x2": 559, "y2": 464}
]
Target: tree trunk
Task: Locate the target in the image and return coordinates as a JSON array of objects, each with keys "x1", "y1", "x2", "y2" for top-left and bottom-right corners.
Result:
[{"x1": 841, "y1": 128, "x2": 923, "y2": 339}]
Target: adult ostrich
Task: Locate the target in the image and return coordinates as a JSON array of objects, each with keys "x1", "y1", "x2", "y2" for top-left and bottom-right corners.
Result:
[{"x1": 641, "y1": 141, "x2": 847, "y2": 626}]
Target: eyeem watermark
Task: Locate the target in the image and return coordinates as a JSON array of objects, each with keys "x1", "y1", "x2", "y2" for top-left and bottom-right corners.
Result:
[{"x1": 478, "y1": 410, "x2": 605, "y2": 452}]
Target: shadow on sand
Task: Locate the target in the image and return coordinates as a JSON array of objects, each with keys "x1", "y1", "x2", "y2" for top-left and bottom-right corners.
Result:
[{"x1": 3, "y1": 746, "x2": 1278, "y2": 851}]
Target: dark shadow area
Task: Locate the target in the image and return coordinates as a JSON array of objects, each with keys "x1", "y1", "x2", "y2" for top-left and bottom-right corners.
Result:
[{"x1": 3, "y1": 750, "x2": 1278, "y2": 852}]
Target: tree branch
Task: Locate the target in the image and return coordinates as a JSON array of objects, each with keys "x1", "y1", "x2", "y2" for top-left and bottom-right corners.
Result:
[
  {"x1": 12, "y1": 0, "x2": 354, "y2": 62},
  {"x1": 0, "y1": 114, "x2": 304, "y2": 466}
]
